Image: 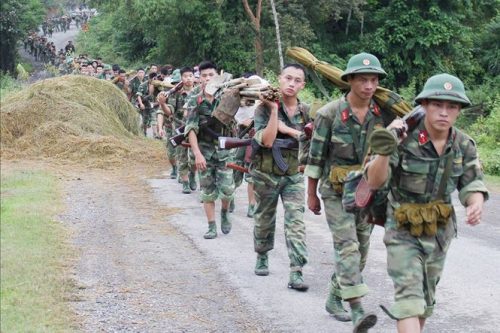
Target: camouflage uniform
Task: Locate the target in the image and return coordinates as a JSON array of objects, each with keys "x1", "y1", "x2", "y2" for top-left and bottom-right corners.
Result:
[
  {"x1": 250, "y1": 100, "x2": 310, "y2": 270},
  {"x1": 129, "y1": 76, "x2": 144, "y2": 106},
  {"x1": 184, "y1": 91, "x2": 235, "y2": 202},
  {"x1": 381, "y1": 119, "x2": 489, "y2": 319},
  {"x1": 137, "y1": 81, "x2": 153, "y2": 133},
  {"x1": 167, "y1": 88, "x2": 192, "y2": 179},
  {"x1": 304, "y1": 96, "x2": 384, "y2": 300}
]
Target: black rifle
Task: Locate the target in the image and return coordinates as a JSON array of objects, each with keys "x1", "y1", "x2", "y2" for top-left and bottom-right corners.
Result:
[{"x1": 219, "y1": 136, "x2": 298, "y2": 172}]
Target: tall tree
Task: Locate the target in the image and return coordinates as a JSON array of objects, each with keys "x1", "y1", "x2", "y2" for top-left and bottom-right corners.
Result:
[
  {"x1": 0, "y1": 0, "x2": 44, "y2": 74},
  {"x1": 268, "y1": 0, "x2": 283, "y2": 69},
  {"x1": 242, "y1": 0, "x2": 263, "y2": 76}
]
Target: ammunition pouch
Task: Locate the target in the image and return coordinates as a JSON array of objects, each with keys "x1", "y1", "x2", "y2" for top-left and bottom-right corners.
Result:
[
  {"x1": 329, "y1": 164, "x2": 361, "y2": 194},
  {"x1": 255, "y1": 148, "x2": 299, "y2": 176},
  {"x1": 394, "y1": 201, "x2": 452, "y2": 237}
]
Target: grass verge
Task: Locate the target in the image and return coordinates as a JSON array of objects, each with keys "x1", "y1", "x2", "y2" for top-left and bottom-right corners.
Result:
[
  {"x1": 1, "y1": 168, "x2": 75, "y2": 332},
  {"x1": 485, "y1": 174, "x2": 500, "y2": 194}
]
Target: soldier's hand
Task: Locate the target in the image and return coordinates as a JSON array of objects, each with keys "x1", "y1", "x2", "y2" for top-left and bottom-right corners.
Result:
[
  {"x1": 387, "y1": 118, "x2": 407, "y2": 139},
  {"x1": 369, "y1": 128, "x2": 397, "y2": 156},
  {"x1": 158, "y1": 128, "x2": 165, "y2": 138},
  {"x1": 157, "y1": 92, "x2": 167, "y2": 104},
  {"x1": 465, "y1": 193, "x2": 484, "y2": 226},
  {"x1": 307, "y1": 193, "x2": 322, "y2": 215},
  {"x1": 194, "y1": 152, "x2": 207, "y2": 171},
  {"x1": 262, "y1": 98, "x2": 278, "y2": 112}
]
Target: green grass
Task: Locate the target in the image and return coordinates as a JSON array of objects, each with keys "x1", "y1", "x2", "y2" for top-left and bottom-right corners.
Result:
[
  {"x1": 1, "y1": 169, "x2": 76, "y2": 332},
  {"x1": 0, "y1": 74, "x2": 23, "y2": 102}
]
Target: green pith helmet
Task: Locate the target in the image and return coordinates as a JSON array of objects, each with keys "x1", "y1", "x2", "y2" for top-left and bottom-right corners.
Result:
[
  {"x1": 170, "y1": 69, "x2": 181, "y2": 84},
  {"x1": 414, "y1": 73, "x2": 471, "y2": 107},
  {"x1": 341, "y1": 52, "x2": 387, "y2": 81}
]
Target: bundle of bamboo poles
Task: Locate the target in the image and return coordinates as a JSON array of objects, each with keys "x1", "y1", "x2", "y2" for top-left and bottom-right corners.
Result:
[
  {"x1": 239, "y1": 84, "x2": 281, "y2": 101},
  {"x1": 151, "y1": 79, "x2": 174, "y2": 90},
  {"x1": 206, "y1": 76, "x2": 281, "y2": 101},
  {"x1": 286, "y1": 47, "x2": 412, "y2": 117}
]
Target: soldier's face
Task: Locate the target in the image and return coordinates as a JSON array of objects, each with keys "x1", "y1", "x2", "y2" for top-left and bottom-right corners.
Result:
[
  {"x1": 200, "y1": 68, "x2": 217, "y2": 87},
  {"x1": 137, "y1": 70, "x2": 145, "y2": 80},
  {"x1": 422, "y1": 99, "x2": 461, "y2": 133},
  {"x1": 182, "y1": 72, "x2": 194, "y2": 87},
  {"x1": 348, "y1": 74, "x2": 379, "y2": 100},
  {"x1": 278, "y1": 67, "x2": 305, "y2": 97}
]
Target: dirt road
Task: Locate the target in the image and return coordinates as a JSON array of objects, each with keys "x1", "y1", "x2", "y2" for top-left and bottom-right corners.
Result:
[{"x1": 60, "y1": 164, "x2": 499, "y2": 333}]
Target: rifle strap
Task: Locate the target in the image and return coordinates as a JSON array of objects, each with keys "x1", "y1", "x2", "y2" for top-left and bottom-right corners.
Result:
[
  {"x1": 346, "y1": 110, "x2": 376, "y2": 163},
  {"x1": 436, "y1": 150, "x2": 454, "y2": 200}
]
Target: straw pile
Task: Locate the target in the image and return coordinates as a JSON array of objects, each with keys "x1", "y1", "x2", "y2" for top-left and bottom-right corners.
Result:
[{"x1": 0, "y1": 75, "x2": 164, "y2": 167}]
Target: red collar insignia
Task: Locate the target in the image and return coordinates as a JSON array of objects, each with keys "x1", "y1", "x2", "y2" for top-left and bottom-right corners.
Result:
[
  {"x1": 341, "y1": 108, "x2": 349, "y2": 123},
  {"x1": 372, "y1": 103, "x2": 381, "y2": 116},
  {"x1": 418, "y1": 130, "x2": 429, "y2": 145}
]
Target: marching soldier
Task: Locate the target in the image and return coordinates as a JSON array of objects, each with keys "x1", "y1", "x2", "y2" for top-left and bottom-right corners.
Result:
[
  {"x1": 184, "y1": 60, "x2": 236, "y2": 239},
  {"x1": 158, "y1": 67, "x2": 197, "y2": 191},
  {"x1": 365, "y1": 73, "x2": 488, "y2": 333},
  {"x1": 250, "y1": 64, "x2": 310, "y2": 291},
  {"x1": 305, "y1": 53, "x2": 389, "y2": 332}
]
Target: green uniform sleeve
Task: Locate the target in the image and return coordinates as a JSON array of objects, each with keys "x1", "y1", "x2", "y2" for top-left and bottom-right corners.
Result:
[
  {"x1": 457, "y1": 138, "x2": 489, "y2": 205},
  {"x1": 252, "y1": 103, "x2": 269, "y2": 147},
  {"x1": 184, "y1": 94, "x2": 200, "y2": 137},
  {"x1": 304, "y1": 106, "x2": 334, "y2": 179}
]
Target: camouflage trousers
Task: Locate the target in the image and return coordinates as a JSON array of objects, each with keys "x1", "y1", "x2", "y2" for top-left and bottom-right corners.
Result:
[
  {"x1": 252, "y1": 170, "x2": 307, "y2": 269},
  {"x1": 383, "y1": 208, "x2": 455, "y2": 319},
  {"x1": 323, "y1": 196, "x2": 373, "y2": 300},
  {"x1": 233, "y1": 146, "x2": 253, "y2": 188},
  {"x1": 140, "y1": 108, "x2": 153, "y2": 128},
  {"x1": 176, "y1": 145, "x2": 191, "y2": 178},
  {"x1": 164, "y1": 124, "x2": 175, "y2": 161},
  {"x1": 198, "y1": 148, "x2": 235, "y2": 202}
]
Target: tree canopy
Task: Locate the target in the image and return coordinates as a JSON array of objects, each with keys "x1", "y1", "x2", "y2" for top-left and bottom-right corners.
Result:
[{"x1": 78, "y1": 0, "x2": 498, "y2": 93}]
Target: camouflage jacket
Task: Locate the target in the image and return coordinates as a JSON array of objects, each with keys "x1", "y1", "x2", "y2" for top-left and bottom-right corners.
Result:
[
  {"x1": 137, "y1": 81, "x2": 152, "y2": 106},
  {"x1": 167, "y1": 88, "x2": 192, "y2": 128},
  {"x1": 387, "y1": 119, "x2": 489, "y2": 207},
  {"x1": 304, "y1": 96, "x2": 384, "y2": 197},
  {"x1": 184, "y1": 90, "x2": 233, "y2": 156},
  {"x1": 251, "y1": 99, "x2": 310, "y2": 176},
  {"x1": 129, "y1": 77, "x2": 145, "y2": 104}
]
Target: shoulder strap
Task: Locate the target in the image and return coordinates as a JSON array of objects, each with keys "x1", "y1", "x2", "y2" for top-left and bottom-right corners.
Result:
[
  {"x1": 436, "y1": 154, "x2": 453, "y2": 200},
  {"x1": 436, "y1": 133, "x2": 458, "y2": 200},
  {"x1": 345, "y1": 111, "x2": 377, "y2": 163}
]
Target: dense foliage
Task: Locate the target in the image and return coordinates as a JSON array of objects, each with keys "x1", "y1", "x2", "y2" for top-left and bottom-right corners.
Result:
[
  {"x1": 80, "y1": 1, "x2": 498, "y2": 88},
  {"x1": 0, "y1": 0, "x2": 45, "y2": 74}
]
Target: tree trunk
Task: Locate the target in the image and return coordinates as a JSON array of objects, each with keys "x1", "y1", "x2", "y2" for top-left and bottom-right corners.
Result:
[
  {"x1": 269, "y1": 0, "x2": 283, "y2": 69},
  {"x1": 242, "y1": 0, "x2": 264, "y2": 76},
  {"x1": 345, "y1": 5, "x2": 352, "y2": 35}
]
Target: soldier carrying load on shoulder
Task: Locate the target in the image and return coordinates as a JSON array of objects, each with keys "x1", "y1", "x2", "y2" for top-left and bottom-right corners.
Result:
[
  {"x1": 158, "y1": 67, "x2": 197, "y2": 191},
  {"x1": 184, "y1": 60, "x2": 236, "y2": 239},
  {"x1": 305, "y1": 52, "x2": 393, "y2": 332},
  {"x1": 250, "y1": 64, "x2": 311, "y2": 292},
  {"x1": 364, "y1": 73, "x2": 488, "y2": 333}
]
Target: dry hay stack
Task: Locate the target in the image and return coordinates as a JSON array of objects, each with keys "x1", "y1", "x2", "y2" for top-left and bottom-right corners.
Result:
[{"x1": 1, "y1": 75, "x2": 163, "y2": 167}]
